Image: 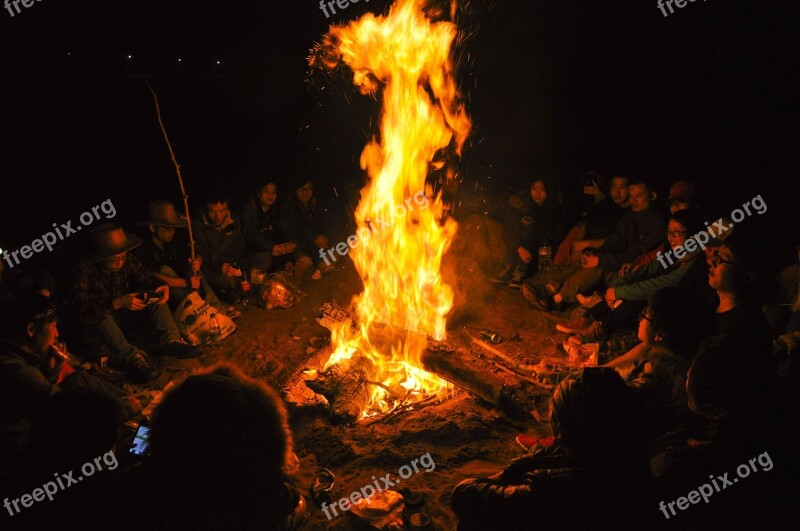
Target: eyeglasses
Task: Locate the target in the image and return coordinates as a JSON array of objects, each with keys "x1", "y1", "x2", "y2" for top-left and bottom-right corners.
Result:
[
  {"x1": 666, "y1": 230, "x2": 689, "y2": 238},
  {"x1": 639, "y1": 308, "x2": 653, "y2": 324},
  {"x1": 710, "y1": 249, "x2": 737, "y2": 268}
]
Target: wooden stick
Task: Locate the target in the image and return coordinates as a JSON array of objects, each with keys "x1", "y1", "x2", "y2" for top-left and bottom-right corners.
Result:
[{"x1": 145, "y1": 81, "x2": 196, "y2": 261}]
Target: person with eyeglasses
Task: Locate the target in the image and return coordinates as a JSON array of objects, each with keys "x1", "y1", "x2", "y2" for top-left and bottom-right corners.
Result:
[
  {"x1": 557, "y1": 211, "x2": 705, "y2": 342},
  {"x1": 707, "y1": 231, "x2": 773, "y2": 364}
]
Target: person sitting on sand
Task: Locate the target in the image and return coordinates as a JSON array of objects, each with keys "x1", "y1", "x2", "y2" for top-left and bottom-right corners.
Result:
[
  {"x1": 558, "y1": 210, "x2": 705, "y2": 340},
  {"x1": 281, "y1": 179, "x2": 332, "y2": 281},
  {"x1": 552, "y1": 173, "x2": 630, "y2": 269},
  {"x1": 123, "y1": 363, "x2": 306, "y2": 530},
  {"x1": 494, "y1": 176, "x2": 566, "y2": 286},
  {"x1": 241, "y1": 180, "x2": 313, "y2": 279},
  {"x1": 194, "y1": 194, "x2": 272, "y2": 304},
  {"x1": 524, "y1": 178, "x2": 665, "y2": 311},
  {"x1": 604, "y1": 287, "x2": 716, "y2": 435},
  {"x1": 135, "y1": 200, "x2": 234, "y2": 314},
  {"x1": 65, "y1": 223, "x2": 197, "y2": 382},
  {"x1": 0, "y1": 294, "x2": 138, "y2": 470},
  {"x1": 451, "y1": 367, "x2": 653, "y2": 530}
]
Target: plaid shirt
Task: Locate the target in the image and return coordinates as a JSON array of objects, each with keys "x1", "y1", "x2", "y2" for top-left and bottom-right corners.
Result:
[{"x1": 71, "y1": 253, "x2": 164, "y2": 326}]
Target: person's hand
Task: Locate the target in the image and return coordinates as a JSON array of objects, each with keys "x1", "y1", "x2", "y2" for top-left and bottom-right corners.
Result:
[
  {"x1": 284, "y1": 242, "x2": 297, "y2": 253},
  {"x1": 190, "y1": 275, "x2": 201, "y2": 290},
  {"x1": 222, "y1": 263, "x2": 239, "y2": 277},
  {"x1": 118, "y1": 293, "x2": 147, "y2": 311},
  {"x1": 155, "y1": 285, "x2": 169, "y2": 305},
  {"x1": 581, "y1": 254, "x2": 599, "y2": 269},
  {"x1": 518, "y1": 246, "x2": 533, "y2": 264},
  {"x1": 776, "y1": 333, "x2": 799, "y2": 354},
  {"x1": 189, "y1": 257, "x2": 203, "y2": 274},
  {"x1": 520, "y1": 216, "x2": 535, "y2": 226},
  {"x1": 618, "y1": 262, "x2": 634, "y2": 276},
  {"x1": 314, "y1": 235, "x2": 329, "y2": 249},
  {"x1": 605, "y1": 287, "x2": 617, "y2": 306}
]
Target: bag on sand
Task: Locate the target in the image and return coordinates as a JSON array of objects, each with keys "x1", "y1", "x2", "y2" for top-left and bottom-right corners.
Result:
[
  {"x1": 258, "y1": 272, "x2": 298, "y2": 310},
  {"x1": 173, "y1": 291, "x2": 237, "y2": 346}
]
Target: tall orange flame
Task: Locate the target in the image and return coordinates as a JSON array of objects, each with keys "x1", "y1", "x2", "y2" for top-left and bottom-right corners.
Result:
[{"x1": 323, "y1": 0, "x2": 471, "y2": 417}]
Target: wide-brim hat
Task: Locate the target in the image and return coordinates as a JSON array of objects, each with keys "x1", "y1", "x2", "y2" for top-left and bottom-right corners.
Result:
[
  {"x1": 136, "y1": 200, "x2": 188, "y2": 228},
  {"x1": 83, "y1": 223, "x2": 142, "y2": 263}
]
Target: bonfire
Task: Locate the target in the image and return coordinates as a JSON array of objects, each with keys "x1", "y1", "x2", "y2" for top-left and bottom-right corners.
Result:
[{"x1": 310, "y1": 0, "x2": 472, "y2": 419}]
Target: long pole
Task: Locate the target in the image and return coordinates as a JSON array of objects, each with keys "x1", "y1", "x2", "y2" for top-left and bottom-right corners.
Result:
[{"x1": 144, "y1": 81, "x2": 196, "y2": 261}]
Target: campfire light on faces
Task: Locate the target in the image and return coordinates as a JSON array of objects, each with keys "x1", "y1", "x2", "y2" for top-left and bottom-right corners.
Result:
[{"x1": 317, "y1": 0, "x2": 472, "y2": 417}]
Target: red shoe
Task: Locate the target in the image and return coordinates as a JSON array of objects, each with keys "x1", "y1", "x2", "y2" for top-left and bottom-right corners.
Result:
[{"x1": 515, "y1": 434, "x2": 556, "y2": 452}]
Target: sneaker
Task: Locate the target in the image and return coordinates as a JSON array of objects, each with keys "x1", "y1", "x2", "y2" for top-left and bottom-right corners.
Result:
[
  {"x1": 516, "y1": 434, "x2": 557, "y2": 452},
  {"x1": 522, "y1": 282, "x2": 551, "y2": 312},
  {"x1": 577, "y1": 321, "x2": 605, "y2": 342},
  {"x1": 507, "y1": 266, "x2": 527, "y2": 288},
  {"x1": 129, "y1": 352, "x2": 161, "y2": 382},
  {"x1": 576, "y1": 292, "x2": 603, "y2": 309},
  {"x1": 162, "y1": 339, "x2": 200, "y2": 359},
  {"x1": 556, "y1": 315, "x2": 595, "y2": 334},
  {"x1": 491, "y1": 264, "x2": 514, "y2": 284},
  {"x1": 515, "y1": 434, "x2": 537, "y2": 452}
]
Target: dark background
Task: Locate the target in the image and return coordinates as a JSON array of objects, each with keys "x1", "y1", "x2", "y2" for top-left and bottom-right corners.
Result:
[{"x1": 1, "y1": 0, "x2": 798, "y2": 271}]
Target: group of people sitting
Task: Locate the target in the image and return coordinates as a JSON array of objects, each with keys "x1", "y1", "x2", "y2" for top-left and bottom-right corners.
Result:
[
  {"x1": 451, "y1": 173, "x2": 798, "y2": 528},
  {"x1": 0, "y1": 178, "x2": 332, "y2": 383},
  {"x1": 1, "y1": 171, "x2": 797, "y2": 528},
  {"x1": 0, "y1": 178, "x2": 333, "y2": 528}
]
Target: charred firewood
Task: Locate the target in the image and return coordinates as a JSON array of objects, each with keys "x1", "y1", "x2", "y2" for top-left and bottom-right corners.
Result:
[{"x1": 305, "y1": 357, "x2": 378, "y2": 424}]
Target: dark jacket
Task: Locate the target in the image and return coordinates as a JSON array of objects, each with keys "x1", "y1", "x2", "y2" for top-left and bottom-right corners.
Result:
[
  {"x1": 194, "y1": 215, "x2": 246, "y2": 275},
  {"x1": 517, "y1": 194, "x2": 567, "y2": 247},
  {"x1": 0, "y1": 341, "x2": 58, "y2": 431},
  {"x1": 582, "y1": 197, "x2": 628, "y2": 240},
  {"x1": 597, "y1": 206, "x2": 666, "y2": 272},
  {"x1": 241, "y1": 195, "x2": 295, "y2": 255},
  {"x1": 451, "y1": 445, "x2": 654, "y2": 530},
  {"x1": 280, "y1": 195, "x2": 328, "y2": 254}
]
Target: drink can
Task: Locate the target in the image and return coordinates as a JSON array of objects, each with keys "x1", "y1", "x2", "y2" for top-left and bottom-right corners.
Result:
[{"x1": 480, "y1": 329, "x2": 501, "y2": 344}]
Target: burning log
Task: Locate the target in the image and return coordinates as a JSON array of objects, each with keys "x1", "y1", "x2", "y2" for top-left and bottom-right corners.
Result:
[
  {"x1": 305, "y1": 363, "x2": 371, "y2": 424},
  {"x1": 421, "y1": 346, "x2": 543, "y2": 418}
]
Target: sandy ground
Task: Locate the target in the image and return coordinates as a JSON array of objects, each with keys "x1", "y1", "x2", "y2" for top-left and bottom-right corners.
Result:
[{"x1": 166, "y1": 252, "x2": 572, "y2": 530}]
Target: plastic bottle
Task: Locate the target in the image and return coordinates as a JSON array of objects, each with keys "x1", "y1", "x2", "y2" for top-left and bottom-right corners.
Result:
[
  {"x1": 208, "y1": 313, "x2": 222, "y2": 344},
  {"x1": 537, "y1": 243, "x2": 553, "y2": 272}
]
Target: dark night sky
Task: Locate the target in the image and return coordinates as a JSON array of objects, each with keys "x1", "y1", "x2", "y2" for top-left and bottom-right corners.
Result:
[{"x1": 1, "y1": 0, "x2": 798, "y2": 269}]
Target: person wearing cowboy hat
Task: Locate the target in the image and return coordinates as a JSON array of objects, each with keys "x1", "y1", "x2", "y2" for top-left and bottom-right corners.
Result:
[
  {"x1": 134, "y1": 200, "x2": 232, "y2": 312},
  {"x1": 66, "y1": 223, "x2": 198, "y2": 382}
]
